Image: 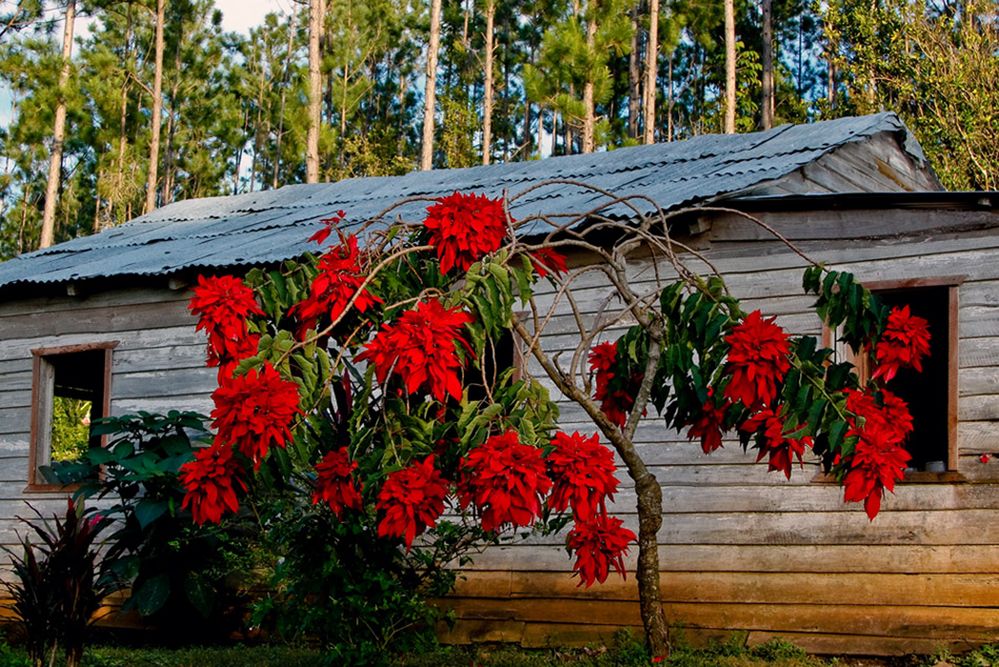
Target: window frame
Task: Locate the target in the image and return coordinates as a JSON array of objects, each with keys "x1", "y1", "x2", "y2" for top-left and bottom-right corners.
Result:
[
  {"x1": 27, "y1": 341, "x2": 118, "y2": 492},
  {"x1": 818, "y1": 276, "x2": 963, "y2": 482}
]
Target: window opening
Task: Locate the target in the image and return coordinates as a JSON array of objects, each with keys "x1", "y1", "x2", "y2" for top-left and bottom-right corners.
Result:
[{"x1": 30, "y1": 344, "x2": 115, "y2": 487}]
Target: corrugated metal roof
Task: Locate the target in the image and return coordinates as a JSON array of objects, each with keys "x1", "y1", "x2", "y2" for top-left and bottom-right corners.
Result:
[{"x1": 0, "y1": 112, "x2": 925, "y2": 290}]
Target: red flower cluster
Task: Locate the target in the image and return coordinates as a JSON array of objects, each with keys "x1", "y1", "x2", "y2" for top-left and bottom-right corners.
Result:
[
  {"x1": 723, "y1": 310, "x2": 791, "y2": 409},
  {"x1": 872, "y1": 305, "x2": 931, "y2": 382},
  {"x1": 376, "y1": 455, "x2": 449, "y2": 549},
  {"x1": 424, "y1": 192, "x2": 508, "y2": 274},
  {"x1": 358, "y1": 298, "x2": 473, "y2": 403},
  {"x1": 312, "y1": 448, "x2": 363, "y2": 518},
  {"x1": 565, "y1": 513, "x2": 636, "y2": 587},
  {"x1": 842, "y1": 388, "x2": 913, "y2": 519},
  {"x1": 528, "y1": 247, "x2": 568, "y2": 278},
  {"x1": 589, "y1": 342, "x2": 643, "y2": 428},
  {"x1": 292, "y1": 235, "x2": 381, "y2": 336},
  {"x1": 459, "y1": 431, "x2": 551, "y2": 532},
  {"x1": 211, "y1": 363, "x2": 303, "y2": 469},
  {"x1": 188, "y1": 275, "x2": 264, "y2": 377},
  {"x1": 547, "y1": 431, "x2": 619, "y2": 521},
  {"x1": 741, "y1": 409, "x2": 813, "y2": 479},
  {"x1": 687, "y1": 397, "x2": 729, "y2": 454},
  {"x1": 180, "y1": 444, "x2": 246, "y2": 525}
]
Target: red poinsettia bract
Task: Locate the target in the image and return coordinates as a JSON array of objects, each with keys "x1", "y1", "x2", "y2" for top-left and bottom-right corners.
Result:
[
  {"x1": 211, "y1": 363, "x2": 303, "y2": 469},
  {"x1": 188, "y1": 275, "x2": 264, "y2": 374},
  {"x1": 459, "y1": 431, "x2": 552, "y2": 532},
  {"x1": 547, "y1": 431, "x2": 619, "y2": 521},
  {"x1": 872, "y1": 305, "x2": 932, "y2": 383},
  {"x1": 312, "y1": 448, "x2": 363, "y2": 518},
  {"x1": 357, "y1": 298, "x2": 473, "y2": 403},
  {"x1": 588, "y1": 342, "x2": 642, "y2": 428},
  {"x1": 687, "y1": 397, "x2": 729, "y2": 454},
  {"x1": 180, "y1": 443, "x2": 247, "y2": 525},
  {"x1": 723, "y1": 310, "x2": 791, "y2": 409},
  {"x1": 292, "y1": 234, "x2": 381, "y2": 337},
  {"x1": 308, "y1": 209, "x2": 346, "y2": 245},
  {"x1": 376, "y1": 455, "x2": 449, "y2": 549},
  {"x1": 741, "y1": 409, "x2": 813, "y2": 479},
  {"x1": 841, "y1": 388, "x2": 914, "y2": 519},
  {"x1": 528, "y1": 247, "x2": 568, "y2": 278},
  {"x1": 424, "y1": 192, "x2": 508, "y2": 274},
  {"x1": 566, "y1": 514, "x2": 636, "y2": 587}
]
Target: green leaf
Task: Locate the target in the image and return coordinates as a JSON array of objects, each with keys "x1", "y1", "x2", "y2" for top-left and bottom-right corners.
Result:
[
  {"x1": 134, "y1": 573, "x2": 170, "y2": 617},
  {"x1": 134, "y1": 499, "x2": 168, "y2": 530},
  {"x1": 184, "y1": 576, "x2": 215, "y2": 618}
]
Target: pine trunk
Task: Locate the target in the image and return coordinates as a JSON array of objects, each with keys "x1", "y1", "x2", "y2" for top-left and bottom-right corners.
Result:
[
  {"x1": 627, "y1": 2, "x2": 641, "y2": 139},
  {"x1": 723, "y1": 0, "x2": 736, "y2": 133},
  {"x1": 482, "y1": 0, "x2": 494, "y2": 165},
  {"x1": 581, "y1": 4, "x2": 597, "y2": 153},
  {"x1": 420, "y1": 0, "x2": 443, "y2": 170},
  {"x1": 642, "y1": 0, "x2": 658, "y2": 144},
  {"x1": 761, "y1": 0, "x2": 774, "y2": 130},
  {"x1": 306, "y1": 0, "x2": 323, "y2": 183},
  {"x1": 273, "y1": 9, "x2": 298, "y2": 189},
  {"x1": 39, "y1": 0, "x2": 76, "y2": 249},
  {"x1": 143, "y1": 0, "x2": 165, "y2": 214}
]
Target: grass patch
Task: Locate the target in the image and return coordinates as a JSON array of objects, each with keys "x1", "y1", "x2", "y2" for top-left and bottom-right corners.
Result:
[{"x1": 0, "y1": 637, "x2": 993, "y2": 667}]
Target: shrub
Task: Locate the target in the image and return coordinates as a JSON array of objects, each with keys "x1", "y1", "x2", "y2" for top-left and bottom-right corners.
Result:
[
  {"x1": 2, "y1": 502, "x2": 112, "y2": 667},
  {"x1": 46, "y1": 412, "x2": 257, "y2": 639}
]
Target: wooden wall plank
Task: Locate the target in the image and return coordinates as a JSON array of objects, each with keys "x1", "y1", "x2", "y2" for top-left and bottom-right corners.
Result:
[
  {"x1": 0, "y1": 300, "x2": 195, "y2": 339},
  {"x1": 440, "y1": 598, "x2": 999, "y2": 640},
  {"x1": 450, "y1": 571, "x2": 999, "y2": 608}
]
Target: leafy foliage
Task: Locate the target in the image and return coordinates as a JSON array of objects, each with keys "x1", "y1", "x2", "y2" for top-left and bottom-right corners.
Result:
[
  {"x1": 2, "y1": 502, "x2": 112, "y2": 667},
  {"x1": 46, "y1": 412, "x2": 255, "y2": 638}
]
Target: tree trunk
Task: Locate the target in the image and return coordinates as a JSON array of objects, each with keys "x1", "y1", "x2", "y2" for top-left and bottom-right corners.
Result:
[
  {"x1": 627, "y1": 2, "x2": 641, "y2": 140},
  {"x1": 143, "y1": 0, "x2": 165, "y2": 214},
  {"x1": 666, "y1": 51, "x2": 673, "y2": 141},
  {"x1": 420, "y1": 0, "x2": 442, "y2": 170},
  {"x1": 581, "y1": 2, "x2": 597, "y2": 153},
  {"x1": 482, "y1": 0, "x2": 494, "y2": 165},
  {"x1": 510, "y1": 317, "x2": 670, "y2": 658},
  {"x1": 642, "y1": 0, "x2": 658, "y2": 144},
  {"x1": 306, "y1": 0, "x2": 324, "y2": 183},
  {"x1": 162, "y1": 27, "x2": 183, "y2": 205},
  {"x1": 273, "y1": 8, "x2": 298, "y2": 189},
  {"x1": 723, "y1": 0, "x2": 736, "y2": 133},
  {"x1": 39, "y1": 0, "x2": 76, "y2": 249},
  {"x1": 761, "y1": 0, "x2": 774, "y2": 130}
]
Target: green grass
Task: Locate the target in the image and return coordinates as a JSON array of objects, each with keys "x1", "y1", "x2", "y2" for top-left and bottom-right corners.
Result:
[{"x1": 0, "y1": 638, "x2": 994, "y2": 667}]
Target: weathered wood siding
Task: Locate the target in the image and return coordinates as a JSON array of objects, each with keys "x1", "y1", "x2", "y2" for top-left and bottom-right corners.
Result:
[
  {"x1": 444, "y1": 205, "x2": 999, "y2": 655},
  {"x1": 0, "y1": 287, "x2": 210, "y2": 553},
  {"x1": 0, "y1": 203, "x2": 994, "y2": 655}
]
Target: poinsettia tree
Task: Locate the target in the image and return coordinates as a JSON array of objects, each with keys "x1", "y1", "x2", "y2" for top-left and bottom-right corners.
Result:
[{"x1": 182, "y1": 185, "x2": 930, "y2": 659}]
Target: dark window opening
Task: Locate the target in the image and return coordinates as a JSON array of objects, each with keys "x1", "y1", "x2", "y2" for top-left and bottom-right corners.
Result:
[
  {"x1": 873, "y1": 286, "x2": 953, "y2": 472},
  {"x1": 30, "y1": 344, "x2": 115, "y2": 487},
  {"x1": 466, "y1": 329, "x2": 519, "y2": 403}
]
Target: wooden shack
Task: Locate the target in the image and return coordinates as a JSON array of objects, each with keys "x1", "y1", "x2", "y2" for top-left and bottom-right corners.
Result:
[{"x1": 0, "y1": 113, "x2": 995, "y2": 655}]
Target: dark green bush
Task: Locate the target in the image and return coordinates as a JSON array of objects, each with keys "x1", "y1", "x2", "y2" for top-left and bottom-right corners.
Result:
[
  {"x1": 46, "y1": 411, "x2": 257, "y2": 639},
  {"x1": 2, "y1": 502, "x2": 112, "y2": 667}
]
